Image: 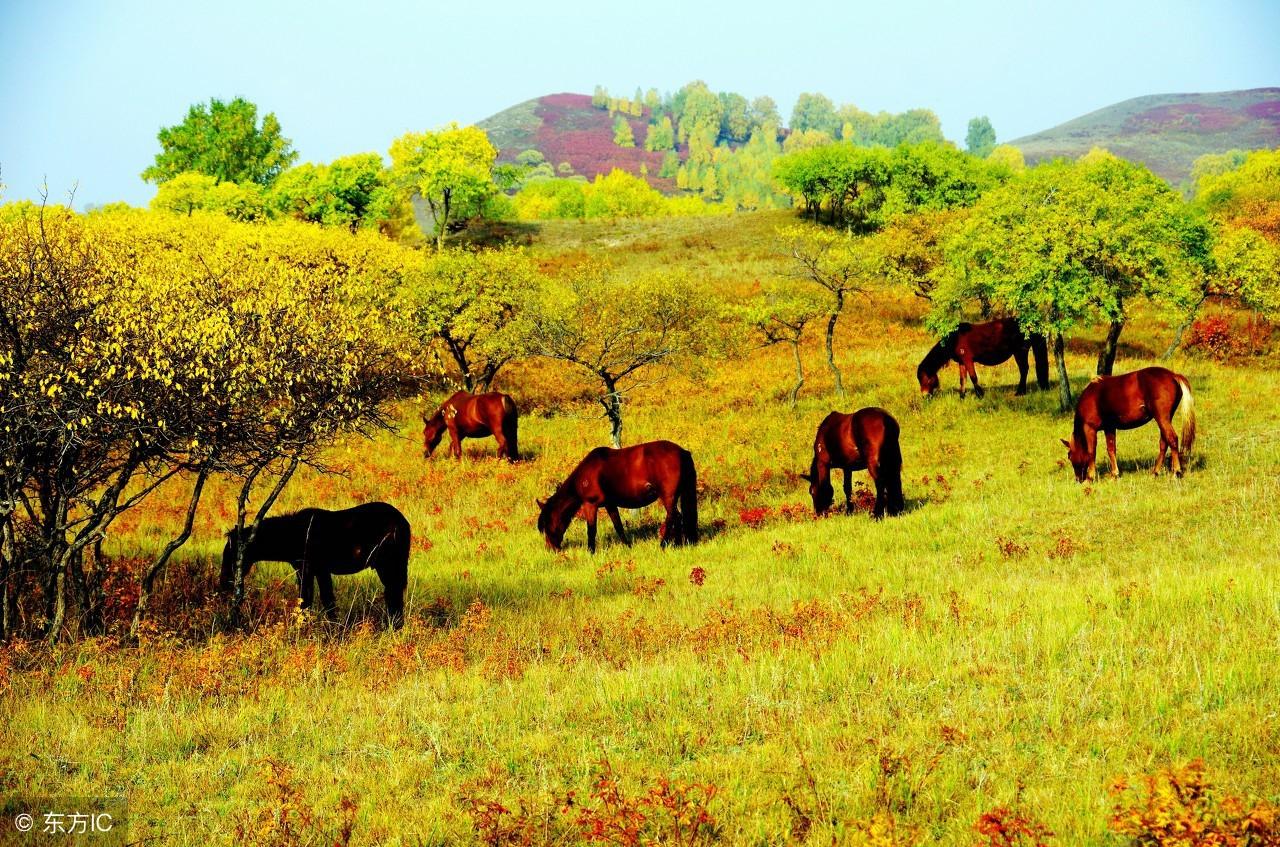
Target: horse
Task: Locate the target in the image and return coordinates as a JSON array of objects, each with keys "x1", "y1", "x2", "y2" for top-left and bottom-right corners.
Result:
[
  {"x1": 536, "y1": 440, "x2": 698, "y2": 553},
  {"x1": 917, "y1": 318, "x2": 1049, "y2": 397},
  {"x1": 1062, "y1": 366, "x2": 1196, "y2": 483},
  {"x1": 422, "y1": 391, "x2": 519, "y2": 461},
  {"x1": 801, "y1": 408, "x2": 904, "y2": 518},
  {"x1": 219, "y1": 502, "x2": 411, "y2": 627}
]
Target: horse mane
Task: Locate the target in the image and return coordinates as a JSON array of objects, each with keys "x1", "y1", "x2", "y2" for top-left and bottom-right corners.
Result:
[{"x1": 537, "y1": 484, "x2": 580, "y2": 533}]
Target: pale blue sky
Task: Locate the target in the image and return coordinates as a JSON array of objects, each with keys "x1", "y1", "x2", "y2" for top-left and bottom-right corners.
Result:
[{"x1": 1, "y1": 0, "x2": 1277, "y2": 208}]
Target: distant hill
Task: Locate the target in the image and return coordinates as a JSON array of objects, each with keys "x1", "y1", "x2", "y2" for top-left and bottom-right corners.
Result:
[
  {"x1": 477, "y1": 93, "x2": 678, "y2": 191},
  {"x1": 1010, "y1": 88, "x2": 1280, "y2": 183}
]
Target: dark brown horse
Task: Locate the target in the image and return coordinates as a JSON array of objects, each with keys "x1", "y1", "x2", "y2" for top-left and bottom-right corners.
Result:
[
  {"x1": 423, "y1": 391, "x2": 519, "y2": 461},
  {"x1": 801, "y1": 408, "x2": 904, "y2": 518},
  {"x1": 1062, "y1": 367, "x2": 1196, "y2": 482},
  {"x1": 537, "y1": 440, "x2": 698, "y2": 553},
  {"x1": 917, "y1": 318, "x2": 1049, "y2": 397},
  {"x1": 219, "y1": 502, "x2": 411, "y2": 626}
]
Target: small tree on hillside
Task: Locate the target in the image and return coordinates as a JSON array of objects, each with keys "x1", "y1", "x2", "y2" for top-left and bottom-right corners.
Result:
[
  {"x1": 613, "y1": 115, "x2": 636, "y2": 148},
  {"x1": 520, "y1": 264, "x2": 718, "y2": 447},
  {"x1": 389, "y1": 124, "x2": 504, "y2": 250},
  {"x1": 400, "y1": 247, "x2": 538, "y2": 391},
  {"x1": 778, "y1": 225, "x2": 877, "y2": 399},
  {"x1": 965, "y1": 117, "x2": 996, "y2": 158},
  {"x1": 739, "y1": 284, "x2": 828, "y2": 408}
]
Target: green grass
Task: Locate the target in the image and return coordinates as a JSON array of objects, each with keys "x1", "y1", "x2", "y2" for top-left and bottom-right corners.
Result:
[{"x1": 2, "y1": 212, "x2": 1278, "y2": 845}]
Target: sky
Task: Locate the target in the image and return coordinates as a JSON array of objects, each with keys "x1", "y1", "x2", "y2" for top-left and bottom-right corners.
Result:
[{"x1": 1, "y1": 0, "x2": 1277, "y2": 208}]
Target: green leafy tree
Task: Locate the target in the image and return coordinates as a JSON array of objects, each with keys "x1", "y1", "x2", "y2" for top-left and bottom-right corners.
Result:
[
  {"x1": 987, "y1": 144, "x2": 1026, "y2": 173},
  {"x1": 592, "y1": 86, "x2": 609, "y2": 109},
  {"x1": 520, "y1": 264, "x2": 718, "y2": 446},
  {"x1": 659, "y1": 151, "x2": 680, "y2": 179},
  {"x1": 719, "y1": 92, "x2": 752, "y2": 142},
  {"x1": 965, "y1": 116, "x2": 996, "y2": 158},
  {"x1": 677, "y1": 82, "x2": 723, "y2": 143},
  {"x1": 931, "y1": 154, "x2": 1206, "y2": 409},
  {"x1": 613, "y1": 115, "x2": 636, "y2": 148},
  {"x1": 389, "y1": 124, "x2": 502, "y2": 250},
  {"x1": 791, "y1": 93, "x2": 839, "y2": 135},
  {"x1": 644, "y1": 116, "x2": 675, "y2": 152},
  {"x1": 142, "y1": 97, "x2": 296, "y2": 186},
  {"x1": 739, "y1": 284, "x2": 828, "y2": 407},
  {"x1": 269, "y1": 153, "x2": 406, "y2": 232},
  {"x1": 778, "y1": 224, "x2": 878, "y2": 398},
  {"x1": 400, "y1": 248, "x2": 537, "y2": 390},
  {"x1": 750, "y1": 96, "x2": 781, "y2": 133}
]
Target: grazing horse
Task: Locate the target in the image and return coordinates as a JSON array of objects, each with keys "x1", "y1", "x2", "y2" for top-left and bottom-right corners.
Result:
[
  {"x1": 1062, "y1": 366, "x2": 1196, "y2": 482},
  {"x1": 537, "y1": 440, "x2": 698, "y2": 553},
  {"x1": 219, "y1": 502, "x2": 411, "y2": 626},
  {"x1": 917, "y1": 318, "x2": 1049, "y2": 397},
  {"x1": 423, "y1": 391, "x2": 519, "y2": 461},
  {"x1": 801, "y1": 408, "x2": 904, "y2": 518}
]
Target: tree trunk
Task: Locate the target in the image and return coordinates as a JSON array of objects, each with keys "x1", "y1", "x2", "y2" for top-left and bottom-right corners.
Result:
[
  {"x1": 1163, "y1": 294, "x2": 1208, "y2": 360},
  {"x1": 600, "y1": 376, "x2": 623, "y2": 448},
  {"x1": 130, "y1": 469, "x2": 209, "y2": 640},
  {"x1": 0, "y1": 515, "x2": 11, "y2": 642},
  {"x1": 1096, "y1": 319, "x2": 1124, "y2": 376},
  {"x1": 1054, "y1": 333, "x2": 1073, "y2": 411},
  {"x1": 789, "y1": 340, "x2": 805, "y2": 409},
  {"x1": 825, "y1": 293, "x2": 846, "y2": 399}
]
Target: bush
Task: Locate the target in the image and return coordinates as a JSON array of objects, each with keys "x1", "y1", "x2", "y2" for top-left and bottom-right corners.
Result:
[{"x1": 1185, "y1": 312, "x2": 1274, "y2": 360}]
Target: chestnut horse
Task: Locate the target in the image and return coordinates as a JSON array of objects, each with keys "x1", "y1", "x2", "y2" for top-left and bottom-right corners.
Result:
[
  {"x1": 1062, "y1": 366, "x2": 1196, "y2": 482},
  {"x1": 801, "y1": 408, "x2": 904, "y2": 518},
  {"x1": 219, "y1": 502, "x2": 411, "y2": 627},
  {"x1": 537, "y1": 440, "x2": 698, "y2": 553},
  {"x1": 917, "y1": 318, "x2": 1049, "y2": 397},
  {"x1": 423, "y1": 391, "x2": 519, "y2": 461}
]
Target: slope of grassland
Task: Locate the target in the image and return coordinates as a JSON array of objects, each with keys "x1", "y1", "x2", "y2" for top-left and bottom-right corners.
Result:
[
  {"x1": 2, "y1": 211, "x2": 1279, "y2": 845},
  {"x1": 477, "y1": 92, "x2": 677, "y2": 191},
  {"x1": 1011, "y1": 87, "x2": 1280, "y2": 184}
]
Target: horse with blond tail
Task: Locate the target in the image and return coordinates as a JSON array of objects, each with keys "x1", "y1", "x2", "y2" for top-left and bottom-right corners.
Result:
[{"x1": 1061, "y1": 367, "x2": 1196, "y2": 482}]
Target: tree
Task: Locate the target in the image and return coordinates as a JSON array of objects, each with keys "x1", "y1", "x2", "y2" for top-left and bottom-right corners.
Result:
[
  {"x1": 778, "y1": 224, "x2": 877, "y2": 398},
  {"x1": 644, "y1": 116, "x2": 675, "y2": 152},
  {"x1": 872, "y1": 208, "x2": 966, "y2": 300},
  {"x1": 749, "y1": 97, "x2": 781, "y2": 133},
  {"x1": 613, "y1": 115, "x2": 636, "y2": 148},
  {"x1": 659, "y1": 151, "x2": 680, "y2": 179},
  {"x1": 592, "y1": 86, "x2": 609, "y2": 109},
  {"x1": 739, "y1": 284, "x2": 828, "y2": 407},
  {"x1": 389, "y1": 124, "x2": 502, "y2": 250},
  {"x1": 677, "y1": 82, "x2": 723, "y2": 143},
  {"x1": 719, "y1": 92, "x2": 752, "y2": 142},
  {"x1": 521, "y1": 264, "x2": 718, "y2": 447},
  {"x1": 791, "y1": 93, "x2": 839, "y2": 135},
  {"x1": 0, "y1": 207, "x2": 410, "y2": 640},
  {"x1": 269, "y1": 153, "x2": 407, "y2": 232},
  {"x1": 987, "y1": 144, "x2": 1026, "y2": 173},
  {"x1": 965, "y1": 116, "x2": 996, "y2": 158},
  {"x1": 142, "y1": 97, "x2": 296, "y2": 186},
  {"x1": 400, "y1": 247, "x2": 537, "y2": 390},
  {"x1": 930, "y1": 155, "x2": 1205, "y2": 409}
]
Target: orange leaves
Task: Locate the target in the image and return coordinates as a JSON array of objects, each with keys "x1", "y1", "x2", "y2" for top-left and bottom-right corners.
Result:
[{"x1": 1108, "y1": 760, "x2": 1279, "y2": 847}]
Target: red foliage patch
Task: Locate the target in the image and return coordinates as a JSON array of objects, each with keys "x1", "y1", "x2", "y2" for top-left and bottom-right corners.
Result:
[
  {"x1": 1126, "y1": 103, "x2": 1245, "y2": 134},
  {"x1": 1244, "y1": 100, "x2": 1280, "y2": 123}
]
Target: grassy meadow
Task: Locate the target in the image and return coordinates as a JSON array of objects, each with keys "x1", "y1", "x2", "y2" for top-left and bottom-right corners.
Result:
[{"x1": 2, "y1": 210, "x2": 1278, "y2": 845}]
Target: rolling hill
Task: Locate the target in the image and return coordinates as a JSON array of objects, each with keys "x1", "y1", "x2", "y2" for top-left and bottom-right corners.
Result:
[
  {"x1": 478, "y1": 92, "x2": 679, "y2": 191},
  {"x1": 1010, "y1": 88, "x2": 1280, "y2": 183}
]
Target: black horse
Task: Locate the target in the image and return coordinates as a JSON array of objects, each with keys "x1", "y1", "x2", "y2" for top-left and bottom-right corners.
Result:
[{"x1": 219, "y1": 502, "x2": 411, "y2": 626}]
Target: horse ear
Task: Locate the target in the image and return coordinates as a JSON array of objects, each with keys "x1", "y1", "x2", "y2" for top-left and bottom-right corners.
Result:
[
  {"x1": 1060, "y1": 438, "x2": 1071, "y2": 449},
  {"x1": 536, "y1": 498, "x2": 547, "y2": 509}
]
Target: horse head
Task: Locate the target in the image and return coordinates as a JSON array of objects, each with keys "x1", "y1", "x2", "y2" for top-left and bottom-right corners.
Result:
[{"x1": 1061, "y1": 437, "x2": 1093, "y2": 483}]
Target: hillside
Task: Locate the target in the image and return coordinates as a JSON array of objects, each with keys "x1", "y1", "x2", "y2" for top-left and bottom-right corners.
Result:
[
  {"x1": 1011, "y1": 87, "x2": 1280, "y2": 183},
  {"x1": 478, "y1": 92, "x2": 679, "y2": 191}
]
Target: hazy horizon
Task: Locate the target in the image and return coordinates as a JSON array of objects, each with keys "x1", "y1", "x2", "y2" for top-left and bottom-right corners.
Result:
[{"x1": 2, "y1": 0, "x2": 1277, "y2": 208}]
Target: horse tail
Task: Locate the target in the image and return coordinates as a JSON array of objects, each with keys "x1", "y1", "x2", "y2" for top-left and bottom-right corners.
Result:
[
  {"x1": 1030, "y1": 332, "x2": 1050, "y2": 389},
  {"x1": 501, "y1": 395, "x2": 519, "y2": 461},
  {"x1": 880, "y1": 418, "x2": 905, "y2": 517},
  {"x1": 1174, "y1": 374, "x2": 1196, "y2": 458},
  {"x1": 678, "y1": 449, "x2": 699, "y2": 545}
]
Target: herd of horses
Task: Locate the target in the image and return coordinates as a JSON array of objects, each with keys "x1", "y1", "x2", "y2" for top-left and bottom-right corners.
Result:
[{"x1": 218, "y1": 318, "x2": 1197, "y2": 626}]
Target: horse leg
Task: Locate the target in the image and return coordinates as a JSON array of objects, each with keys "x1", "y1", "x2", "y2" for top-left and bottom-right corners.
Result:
[
  {"x1": 448, "y1": 424, "x2": 462, "y2": 460},
  {"x1": 957, "y1": 361, "x2": 967, "y2": 398},
  {"x1": 316, "y1": 571, "x2": 337, "y2": 622},
  {"x1": 966, "y1": 355, "x2": 984, "y2": 398},
  {"x1": 581, "y1": 503, "x2": 599, "y2": 554},
  {"x1": 659, "y1": 493, "x2": 681, "y2": 548},
  {"x1": 1155, "y1": 414, "x2": 1183, "y2": 477},
  {"x1": 1154, "y1": 432, "x2": 1169, "y2": 476},
  {"x1": 869, "y1": 462, "x2": 887, "y2": 520},
  {"x1": 1105, "y1": 430, "x2": 1119, "y2": 479},
  {"x1": 373, "y1": 564, "x2": 406, "y2": 629},
  {"x1": 606, "y1": 506, "x2": 631, "y2": 546},
  {"x1": 1013, "y1": 348, "x2": 1029, "y2": 396},
  {"x1": 296, "y1": 563, "x2": 315, "y2": 611},
  {"x1": 843, "y1": 468, "x2": 854, "y2": 515}
]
